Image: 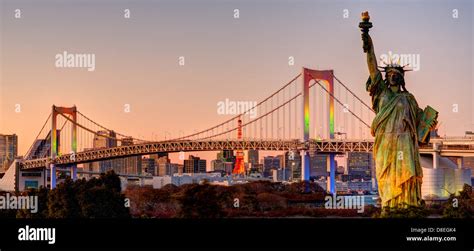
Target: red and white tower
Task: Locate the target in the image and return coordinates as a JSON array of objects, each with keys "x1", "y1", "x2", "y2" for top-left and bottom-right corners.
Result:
[{"x1": 232, "y1": 117, "x2": 245, "y2": 175}]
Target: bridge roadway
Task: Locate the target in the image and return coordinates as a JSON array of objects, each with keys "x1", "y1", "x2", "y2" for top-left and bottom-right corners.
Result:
[{"x1": 19, "y1": 138, "x2": 474, "y2": 170}]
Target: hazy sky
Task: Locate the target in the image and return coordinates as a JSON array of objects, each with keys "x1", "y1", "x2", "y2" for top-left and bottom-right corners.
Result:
[{"x1": 0, "y1": 0, "x2": 472, "y2": 164}]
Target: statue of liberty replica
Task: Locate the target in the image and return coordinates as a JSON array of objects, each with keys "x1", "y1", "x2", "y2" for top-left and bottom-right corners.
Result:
[{"x1": 360, "y1": 12, "x2": 438, "y2": 208}]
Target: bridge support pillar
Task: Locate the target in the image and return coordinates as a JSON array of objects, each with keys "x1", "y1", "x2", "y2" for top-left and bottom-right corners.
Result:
[
  {"x1": 433, "y1": 152, "x2": 439, "y2": 169},
  {"x1": 328, "y1": 154, "x2": 336, "y2": 194},
  {"x1": 301, "y1": 68, "x2": 335, "y2": 194},
  {"x1": 71, "y1": 165, "x2": 77, "y2": 181},
  {"x1": 302, "y1": 150, "x2": 310, "y2": 181},
  {"x1": 432, "y1": 143, "x2": 440, "y2": 169},
  {"x1": 51, "y1": 105, "x2": 77, "y2": 188},
  {"x1": 50, "y1": 164, "x2": 57, "y2": 189}
]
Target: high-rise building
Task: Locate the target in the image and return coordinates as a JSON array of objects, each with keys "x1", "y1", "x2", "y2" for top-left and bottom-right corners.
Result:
[
  {"x1": 94, "y1": 130, "x2": 117, "y2": 148},
  {"x1": 272, "y1": 168, "x2": 292, "y2": 182},
  {"x1": 150, "y1": 152, "x2": 169, "y2": 162},
  {"x1": 84, "y1": 132, "x2": 141, "y2": 175},
  {"x1": 223, "y1": 150, "x2": 234, "y2": 161},
  {"x1": 157, "y1": 155, "x2": 169, "y2": 176},
  {"x1": 285, "y1": 151, "x2": 301, "y2": 181},
  {"x1": 311, "y1": 154, "x2": 328, "y2": 177},
  {"x1": 217, "y1": 150, "x2": 235, "y2": 174},
  {"x1": 347, "y1": 152, "x2": 372, "y2": 181},
  {"x1": 263, "y1": 156, "x2": 281, "y2": 177},
  {"x1": 150, "y1": 153, "x2": 168, "y2": 175},
  {"x1": 0, "y1": 134, "x2": 18, "y2": 172},
  {"x1": 184, "y1": 155, "x2": 206, "y2": 174},
  {"x1": 156, "y1": 155, "x2": 178, "y2": 176},
  {"x1": 119, "y1": 137, "x2": 142, "y2": 175},
  {"x1": 247, "y1": 149, "x2": 259, "y2": 166},
  {"x1": 141, "y1": 157, "x2": 156, "y2": 175},
  {"x1": 84, "y1": 131, "x2": 117, "y2": 174},
  {"x1": 277, "y1": 154, "x2": 285, "y2": 169},
  {"x1": 211, "y1": 159, "x2": 225, "y2": 172}
]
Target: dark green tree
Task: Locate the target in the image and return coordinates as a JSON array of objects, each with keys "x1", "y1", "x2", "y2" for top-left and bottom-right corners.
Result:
[
  {"x1": 177, "y1": 184, "x2": 226, "y2": 218},
  {"x1": 16, "y1": 187, "x2": 49, "y2": 218},
  {"x1": 100, "y1": 170, "x2": 122, "y2": 193},
  {"x1": 442, "y1": 184, "x2": 473, "y2": 218},
  {"x1": 47, "y1": 178, "x2": 81, "y2": 218},
  {"x1": 47, "y1": 170, "x2": 129, "y2": 218}
]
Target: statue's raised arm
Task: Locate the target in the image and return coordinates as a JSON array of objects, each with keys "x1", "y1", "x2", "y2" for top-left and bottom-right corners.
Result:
[{"x1": 359, "y1": 11, "x2": 380, "y2": 82}]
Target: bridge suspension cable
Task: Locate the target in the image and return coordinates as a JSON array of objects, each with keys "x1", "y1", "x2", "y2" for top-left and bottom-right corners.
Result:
[
  {"x1": 331, "y1": 73, "x2": 375, "y2": 113},
  {"x1": 185, "y1": 71, "x2": 375, "y2": 141},
  {"x1": 76, "y1": 110, "x2": 149, "y2": 143},
  {"x1": 57, "y1": 112, "x2": 135, "y2": 143},
  {"x1": 198, "y1": 92, "x2": 302, "y2": 140},
  {"x1": 171, "y1": 73, "x2": 302, "y2": 141},
  {"x1": 309, "y1": 74, "x2": 372, "y2": 129}
]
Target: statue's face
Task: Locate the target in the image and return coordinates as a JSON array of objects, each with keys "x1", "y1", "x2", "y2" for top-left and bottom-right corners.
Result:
[{"x1": 387, "y1": 71, "x2": 404, "y2": 87}]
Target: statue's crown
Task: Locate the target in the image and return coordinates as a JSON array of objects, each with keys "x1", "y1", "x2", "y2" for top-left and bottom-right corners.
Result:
[{"x1": 378, "y1": 63, "x2": 412, "y2": 75}]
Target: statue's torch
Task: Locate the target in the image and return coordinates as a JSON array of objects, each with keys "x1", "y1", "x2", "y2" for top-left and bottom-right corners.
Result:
[{"x1": 359, "y1": 11, "x2": 373, "y2": 53}]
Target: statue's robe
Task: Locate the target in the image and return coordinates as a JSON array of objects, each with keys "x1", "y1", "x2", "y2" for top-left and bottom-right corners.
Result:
[{"x1": 366, "y1": 71, "x2": 424, "y2": 207}]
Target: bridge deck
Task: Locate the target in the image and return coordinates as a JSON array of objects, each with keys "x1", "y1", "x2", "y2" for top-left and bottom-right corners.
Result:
[{"x1": 19, "y1": 138, "x2": 474, "y2": 170}]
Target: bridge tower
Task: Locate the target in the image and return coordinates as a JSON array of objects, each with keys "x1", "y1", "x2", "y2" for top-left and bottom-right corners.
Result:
[
  {"x1": 50, "y1": 105, "x2": 77, "y2": 189},
  {"x1": 302, "y1": 68, "x2": 336, "y2": 194}
]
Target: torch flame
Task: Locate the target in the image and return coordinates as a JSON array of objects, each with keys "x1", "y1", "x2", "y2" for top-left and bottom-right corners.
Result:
[{"x1": 361, "y1": 11, "x2": 370, "y2": 22}]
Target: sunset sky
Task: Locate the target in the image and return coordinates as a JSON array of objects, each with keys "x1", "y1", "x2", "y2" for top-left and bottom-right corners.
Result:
[{"x1": 0, "y1": 0, "x2": 472, "y2": 164}]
